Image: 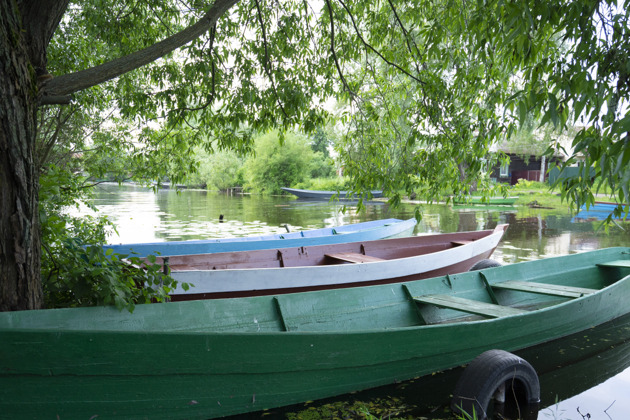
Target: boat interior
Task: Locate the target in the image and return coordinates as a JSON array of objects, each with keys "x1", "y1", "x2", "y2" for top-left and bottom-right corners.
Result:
[
  {"x1": 158, "y1": 230, "x2": 496, "y2": 271},
  {"x1": 267, "y1": 257, "x2": 630, "y2": 332}
]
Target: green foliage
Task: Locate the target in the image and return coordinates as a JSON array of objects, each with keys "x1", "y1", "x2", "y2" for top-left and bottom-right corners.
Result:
[
  {"x1": 511, "y1": 179, "x2": 550, "y2": 192},
  {"x1": 284, "y1": 398, "x2": 416, "y2": 420},
  {"x1": 43, "y1": 240, "x2": 177, "y2": 312},
  {"x1": 309, "y1": 155, "x2": 335, "y2": 179},
  {"x1": 329, "y1": 0, "x2": 510, "y2": 208},
  {"x1": 468, "y1": 0, "x2": 630, "y2": 212},
  {"x1": 311, "y1": 127, "x2": 332, "y2": 158},
  {"x1": 38, "y1": 0, "x2": 630, "y2": 262},
  {"x1": 43, "y1": 0, "x2": 630, "y2": 222},
  {"x1": 242, "y1": 131, "x2": 327, "y2": 194},
  {"x1": 39, "y1": 165, "x2": 186, "y2": 312},
  {"x1": 186, "y1": 148, "x2": 245, "y2": 190},
  {"x1": 294, "y1": 176, "x2": 351, "y2": 191}
]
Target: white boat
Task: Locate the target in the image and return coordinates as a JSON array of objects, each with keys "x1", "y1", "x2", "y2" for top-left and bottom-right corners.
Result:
[{"x1": 157, "y1": 224, "x2": 508, "y2": 300}]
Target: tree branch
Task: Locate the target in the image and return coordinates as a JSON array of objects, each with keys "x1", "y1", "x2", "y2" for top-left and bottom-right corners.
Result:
[
  {"x1": 324, "y1": 0, "x2": 355, "y2": 97},
  {"x1": 43, "y1": 0, "x2": 239, "y2": 98},
  {"x1": 387, "y1": 0, "x2": 425, "y2": 76},
  {"x1": 253, "y1": 0, "x2": 289, "y2": 119},
  {"x1": 336, "y1": 0, "x2": 426, "y2": 86}
]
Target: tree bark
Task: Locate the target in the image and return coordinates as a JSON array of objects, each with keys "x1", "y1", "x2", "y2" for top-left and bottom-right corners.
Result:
[{"x1": 0, "y1": 2, "x2": 44, "y2": 310}]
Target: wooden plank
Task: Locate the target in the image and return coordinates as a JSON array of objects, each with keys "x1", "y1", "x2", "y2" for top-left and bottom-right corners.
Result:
[
  {"x1": 325, "y1": 252, "x2": 385, "y2": 263},
  {"x1": 414, "y1": 295, "x2": 527, "y2": 318},
  {"x1": 451, "y1": 240, "x2": 473, "y2": 246},
  {"x1": 492, "y1": 280, "x2": 598, "y2": 298},
  {"x1": 597, "y1": 260, "x2": 630, "y2": 268}
]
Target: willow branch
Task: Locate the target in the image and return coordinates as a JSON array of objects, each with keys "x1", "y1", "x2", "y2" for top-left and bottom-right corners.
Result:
[
  {"x1": 43, "y1": 0, "x2": 239, "y2": 98},
  {"x1": 324, "y1": 0, "x2": 355, "y2": 97},
  {"x1": 337, "y1": 0, "x2": 426, "y2": 86},
  {"x1": 387, "y1": 0, "x2": 425, "y2": 75},
  {"x1": 253, "y1": 0, "x2": 289, "y2": 119}
]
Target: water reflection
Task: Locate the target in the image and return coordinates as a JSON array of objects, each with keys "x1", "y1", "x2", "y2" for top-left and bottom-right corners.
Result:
[
  {"x1": 84, "y1": 184, "x2": 630, "y2": 419},
  {"x1": 232, "y1": 313, "x2": 630, "y2": 420}
]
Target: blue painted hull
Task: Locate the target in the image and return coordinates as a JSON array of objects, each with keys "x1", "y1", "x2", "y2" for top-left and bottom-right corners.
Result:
[
  {"x1": 102, "y1": 218, "x2": 417, "y2": 257},
  {"x1": 572, "y1": 202, "x2": 629, "y2": 221}
]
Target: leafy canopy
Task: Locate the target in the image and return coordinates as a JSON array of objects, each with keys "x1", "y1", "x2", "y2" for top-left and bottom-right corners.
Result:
[{"x1": 45, "y1": 0, "x2": 630, "y2": 213}]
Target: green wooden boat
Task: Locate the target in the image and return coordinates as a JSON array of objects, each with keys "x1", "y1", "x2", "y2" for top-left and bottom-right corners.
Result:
[
  {"x1": 2, "y1": 248, "x2": 630, "y2": 419},
  {"x1": 454, "y1": 196, "x2": 518, "y2": 205}
]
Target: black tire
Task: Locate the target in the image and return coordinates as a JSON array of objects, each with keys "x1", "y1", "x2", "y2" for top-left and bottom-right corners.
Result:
[
  {"x1": 451, "y1": 350, "x2": 540, "y2": 420},
  {"x1": 468, "y1": 259, "x2": 503, "y2": 271}
]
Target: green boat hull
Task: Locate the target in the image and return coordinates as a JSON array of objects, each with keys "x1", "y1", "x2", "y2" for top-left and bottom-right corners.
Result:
[
  {"x1": 454, "y1": 196, "x2": 518, "y2": 205},
  {"x1": 2, "y1": 248, "x2": 630, "y2": 419}
]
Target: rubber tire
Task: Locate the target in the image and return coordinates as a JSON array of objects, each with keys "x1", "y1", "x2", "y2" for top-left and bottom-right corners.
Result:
[
  {"x1": 469, "y1": 259, "x2": 502, "y2": 271},
  {"x1": 451, "y1": 350, "x2": 540, "y2": 420}
]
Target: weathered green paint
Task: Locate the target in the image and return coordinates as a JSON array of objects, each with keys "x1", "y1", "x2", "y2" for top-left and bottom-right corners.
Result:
[{"x1": 1, "y1": 248, "x2": 630, "y2": 419}]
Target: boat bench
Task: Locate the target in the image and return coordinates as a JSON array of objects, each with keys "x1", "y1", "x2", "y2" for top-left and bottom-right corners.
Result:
[
  {"x1": 492, "y1": 281, "x2": 597, "y2": 298},
  {"x1": 413, "y1": 295, "x2": 527, "y2": 318},
  {"x1": 451, "y1": 240, "x2": 473, "y2": 246},
  {"x1": 325, "y1": 253, "x2": 385, "y2": 263},
  {"x1": 597, "y1": 260, "x2": 630, "y2": 269}
]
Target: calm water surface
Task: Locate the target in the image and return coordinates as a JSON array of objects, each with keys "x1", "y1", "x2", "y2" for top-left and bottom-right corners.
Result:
[{"x1": 85, "y1": 184, "x2": 630, "y2": 419}]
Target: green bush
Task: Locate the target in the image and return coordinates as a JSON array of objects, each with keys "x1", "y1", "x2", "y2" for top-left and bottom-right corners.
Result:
[
  {"x1": 295, "y1": 176, "x2": 351, "y2": 191},
  {"x1": 243, "y1": 131, "x2": 329, "y2": 194},
  {"x1": 40, "y1": 165, "x2": 187, "y2": 312},
  {"x1": 187, "y1": 149, "x2": 245, "y2": 190},
  {"x1": 511, "y1": 179, "x2": 549, "y2": 191}
]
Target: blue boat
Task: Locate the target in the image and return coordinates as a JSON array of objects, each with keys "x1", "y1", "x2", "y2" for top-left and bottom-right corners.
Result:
[
  {"x1": 102, "y1": 218, "x2": 417, "y2": 257},
  {"x1": 572, "y1": 202, "x2": 629, "y2": 222}
]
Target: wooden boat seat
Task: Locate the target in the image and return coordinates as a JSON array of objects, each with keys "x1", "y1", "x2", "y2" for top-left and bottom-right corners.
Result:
[
  {"x1": 596, "y1": 260, "x2": 630, "y2": 268},
  {"x1": 414, "y1": 295, "x2": 527, "y2": 318},
  {"x1": 492, "y1": 281, "x2": 597, "y2": 298},
  {"x1": 451, "y1": 240, "x2": 473, "y2": 246},
  {"x1": 325, "y1": 252, "x2": 385, "y2": 263}
]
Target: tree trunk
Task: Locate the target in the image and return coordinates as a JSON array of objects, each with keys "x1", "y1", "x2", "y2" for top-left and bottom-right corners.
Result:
[
  {"x1": 1, "y1": 0, "x2": 236, "y2": 311},
  {"x1": 0, "y1": 3, "x2": 43, "y2": 310}
]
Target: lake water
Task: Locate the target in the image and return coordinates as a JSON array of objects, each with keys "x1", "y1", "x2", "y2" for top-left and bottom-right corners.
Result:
[{"x1": 85, "y1": 183, "x2": 630, "y2": 419}]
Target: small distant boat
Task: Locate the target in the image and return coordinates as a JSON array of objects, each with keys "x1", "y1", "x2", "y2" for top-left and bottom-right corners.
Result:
[
  {"x1": 101, "y1": 218, "x2": 416, "y2": 258},
  {"x1": 160, "y1": 224, "x2": 508, "y2": 300},
  {"x1": 454, "y1": 196, "x2": 518, "y2": 206},
  {"x1": 281, "y1": 187, "x2": 383, "y2": 200},
  {"x1": 2, "y1": 247, "x2": 630, "y2": 419},
  {"x1": 572, "y1": 201, "x2": 629, "y2": 222}
]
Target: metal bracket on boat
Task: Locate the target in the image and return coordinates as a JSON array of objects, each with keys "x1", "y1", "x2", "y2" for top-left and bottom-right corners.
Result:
[
  {"x1": 360, "y1": 244, "x2": 366, "y2": 255},
  {"x1": 443, "y1": 274, "x2": 453, "y2": 289},
  {"x1": 162, "y1": 257, "x2": 170, "y2": 275},
  {"x1": 277, "y1": 250, "x2": 285, "y2": 267}
]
